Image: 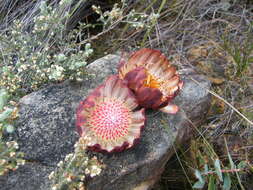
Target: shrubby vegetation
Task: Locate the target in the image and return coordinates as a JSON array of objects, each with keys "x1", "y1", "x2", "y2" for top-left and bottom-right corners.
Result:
[
  {"x1": 49, "y1": 137, "x2": 103, "y2": 190},
  {"x1": 0, "y1": 1, "x2": 93, "y2": 95},
  {"x1": 0, "y1": 89, "x2": 25, "y2": 176}
]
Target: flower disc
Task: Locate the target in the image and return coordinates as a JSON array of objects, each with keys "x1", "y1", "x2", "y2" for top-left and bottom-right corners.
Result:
[
  {"x1": 88, "y1": 99, "x2": 130, "y2": 140},
  {"x1": 76, "y1": 75, "x2": 145, "y2": 153}
]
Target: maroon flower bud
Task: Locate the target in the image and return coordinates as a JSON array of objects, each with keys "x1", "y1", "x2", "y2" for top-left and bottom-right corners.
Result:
[{"x1": 119, "y1": 48, "x2": 183, "y2": 114}]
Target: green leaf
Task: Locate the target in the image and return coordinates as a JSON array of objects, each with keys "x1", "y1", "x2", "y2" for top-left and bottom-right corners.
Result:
[
  {"x1": 4, "y1": 124, "x2": 14, "y2": 133},
  {"x1": 214, "y1": 159, "x2": 223, "y2": 182},
  {"x1": 193, "y1": 180, "x2": 205, "y2": 189},
  {"x1": 222, "y1": 173, "x2": 231, "y2": 190},
  {"x1": 227, "y1": 151, "x2": 235, "y2": 169},
  {"x1": 194, "y1": 169, "x2": 204, "y2": 183},
  {"x1": 0, "y1": 108, "x2": 13, "y2": 122},
  {"x1": 250, "y1": 166, "x2": 253, "y2": 173},
  {"x1": 218, "y1": 2, "x2": 231, "y2": 11},
  {"x1": 0, "y1": 89, "x2": 8, "y2": 111},
  {"x1": 204, "y1": 164, "x2": 209, "y2": 174},
  {"x1": 208, "y1": 175, "x2": 216, "y2": 190},
  {"x1": 247, "y1": 56, "x2": 253, "y2": 63},
  {"x1": 237, "y1": 161, "x2": 247, "y2": 169}
]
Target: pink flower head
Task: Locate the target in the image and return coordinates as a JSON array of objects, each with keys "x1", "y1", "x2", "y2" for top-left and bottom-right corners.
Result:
[
  {"x1": 76, "y1": 75, "x2": 145, "y2": 153},
  {"x1": 119, "y1": 48, "x2": 183, "y2": 114}
]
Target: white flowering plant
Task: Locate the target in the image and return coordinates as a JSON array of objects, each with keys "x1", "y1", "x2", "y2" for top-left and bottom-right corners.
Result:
[
  {"x1": 50, "y1": 137, "x2": 103, "y2": 190},
  {"x1": 91, "y1": 2, "x2": 159, "y2": 31},
  {"x1": 0, "y1": 89, "x2": 25, "y2": 176},
  {"x1": 0, "y1": 0, "x2": 93, "y2": 95}
]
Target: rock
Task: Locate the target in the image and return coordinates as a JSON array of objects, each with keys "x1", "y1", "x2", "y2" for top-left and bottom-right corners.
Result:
[
  {"x1": 0, "y1": 54, "x2": 211, "y2": 190},
  {"x1": 0, "y1": 163, "x2": 54, "y2": 190}
]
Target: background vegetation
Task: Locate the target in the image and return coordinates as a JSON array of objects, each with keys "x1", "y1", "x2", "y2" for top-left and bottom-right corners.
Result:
[{"x1": 0, "y1": 0, "x2": 252, "y2": 189}]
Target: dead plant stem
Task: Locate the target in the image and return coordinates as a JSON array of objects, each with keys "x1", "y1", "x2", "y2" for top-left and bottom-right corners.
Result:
[{"x1": 190, "y1": 77, "x2": 253, "y2": 126}]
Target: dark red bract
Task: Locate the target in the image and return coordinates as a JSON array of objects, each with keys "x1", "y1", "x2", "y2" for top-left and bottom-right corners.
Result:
[{"x1": 119, "y1": 48, "x2": 183, "y2": 114}]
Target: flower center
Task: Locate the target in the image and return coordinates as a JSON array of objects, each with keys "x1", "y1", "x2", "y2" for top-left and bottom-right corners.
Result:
[
  {"x1": 144, "y1": 70, "x2": 170, "y2": 101},
  {"x1": 89, "y1": 99, "x2": 130, "y2": 140},
  {"x1": 144, "y1": 71, "x2": 161, "y2": 89}
]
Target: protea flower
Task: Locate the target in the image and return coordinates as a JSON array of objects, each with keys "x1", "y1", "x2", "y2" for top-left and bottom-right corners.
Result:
[
  {"x1": 119, "y1": 48, "x2": 183, "y2": 114},
  {"x1": 76, "y1": 75, "x2": 145, "y2": 153}
]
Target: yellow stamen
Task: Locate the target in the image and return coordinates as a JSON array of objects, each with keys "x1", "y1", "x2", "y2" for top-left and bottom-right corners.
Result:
[{"x1": 144, "y1": 72, "x2": 160, "y2": 89}]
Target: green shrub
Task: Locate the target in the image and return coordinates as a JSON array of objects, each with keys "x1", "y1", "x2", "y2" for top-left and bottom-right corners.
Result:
[
  {"x1": 0, "y1": 89, "x2": 25, "y2": 176},
  {"x1": 0, "y1": 0, "x2": 93, "y2": 95}
]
